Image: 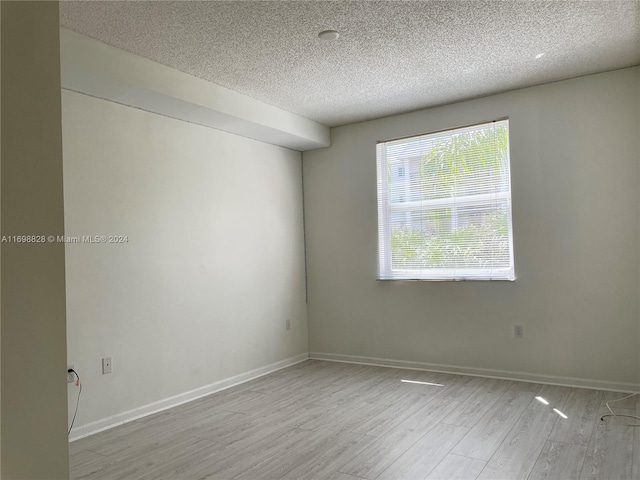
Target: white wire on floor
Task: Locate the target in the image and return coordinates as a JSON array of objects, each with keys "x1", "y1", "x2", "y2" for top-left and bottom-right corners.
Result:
[{"x1": 600, "y1": 392, "x2": 640, "y2": 426}]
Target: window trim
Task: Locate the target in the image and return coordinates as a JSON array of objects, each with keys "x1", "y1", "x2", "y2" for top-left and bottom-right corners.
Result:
[{"x1": 376, "y1": 118, "x2": 515, "y2": 281}]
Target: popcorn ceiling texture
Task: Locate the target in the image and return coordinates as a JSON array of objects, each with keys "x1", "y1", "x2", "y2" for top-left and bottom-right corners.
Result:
[{"x1": 60, "y1": 1, "x2": 640, "y2": 127}]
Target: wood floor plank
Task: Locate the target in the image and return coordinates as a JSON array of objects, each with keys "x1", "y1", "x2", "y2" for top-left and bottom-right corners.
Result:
[
  {"x1": 193, "y1": 399, "x2": 325, "y2": 450},
  {"x1": 195, "y1": 403, "x2": 319, "y2": 451},
  {"x1": 308, "y1": 375, "x2": 392, "y2": 408},
  {"x1": 325, "y1": 473, "x2": 364, "y2": 480},
  {"x1": 442, "y1": 378, "x2": 514, "y2": 428},
  {"x1": 223, "y1": 387, "x2": 314, "y2": 414},
  {"x1": 233, "y1": 424, "x2": 375, "y2": 480},
  {"x1": 239, "y1": 373, "x2": 317, "y2": 397},
  {"x1": 548, "y1": 388, "x2": 601, "y2": 446},
  {"x1": 579, "y1": 406, "x2": 635, "y2": 480},
  {"x1": 528, "y1": 441, "x2": 587, "y2": 480},
  {"x1": 365, "y1": 373, "x2": 450, "y2": 406},
  {"x1": 138, "y1": 443, "x2": 227, "y2": 480},
  {"x1": 339, "y1": 421, "x2": 434, "y2": 479},
  {"x1": 340, "y1": 396, "x2": 461, "y2": 479},
  {"x1": 417, "y1": 376, "x2": 509, "y2": 427},
  {"x1": 68, "y1": 450, "x2": 109, "y2": 479},
  {"x1": 137, "y1": 389, "x2": 264, "y2": 426},
  {"x1": 90, "y1": 409, "x2": 241, "y2": 458},
  {"x1": 477, "y1": 388, "x2": 569, "y2": 480},
  {"x1": 509, "y1": 380, "x2": 543, "y2": 394},
  {"x1": 69, "y1": 420, "x2": 149, "y2": 456},
  {"x1": 73, "y1": 435, "x2": 214, "y2": 480},
  {"x1": 450, "y1": 386, "x2": 536, "y2": 461},
  {"x1": 394, "y1": 395, "x2": 461, "y2": 434},
  {"x1": 425, "y1": 453, "x2": 486, "y2": 480},
  {"x1": 532, "y1": 384, "x2": 572, "y2": 411},
  {"x1": 205, "y1": 428, "x2": 315, "y2": 480},
  {"x1": 280, "y1": 433, "x2": 377, "y2": 480},
  {"x1": 351, "y1": 388, "x2": 443, "y2": 437},
  {"x1": 376, "y1": 423, "x2": 470, "y2": 480},
  {"x1": 296, "y1": 399, "x2": 389, "y2": 432},
  {"x1": 147, "y1": 427, "x2": 314, "y2": 480}
]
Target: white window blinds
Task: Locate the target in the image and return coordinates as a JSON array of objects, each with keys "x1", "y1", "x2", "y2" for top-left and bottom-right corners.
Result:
[{"x1": 376, "y1": 119, "x2": 515, "y2": 280}]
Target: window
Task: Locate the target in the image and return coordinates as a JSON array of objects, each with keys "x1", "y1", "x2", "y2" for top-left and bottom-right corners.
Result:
[{"x1": 376, "y1": 119, "x2": 514, "y2": 280}]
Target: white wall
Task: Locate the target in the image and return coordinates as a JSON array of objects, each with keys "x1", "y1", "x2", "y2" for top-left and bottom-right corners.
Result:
[
  {"x1": 303, "y1": 68, "x2": 640, "y2": 389},
  {"x1": 1, "y1": 2, "x2": 69, "y2": 477},
  {"x1": 62, "y1": 90, "x2": 308, "y2": 430}
]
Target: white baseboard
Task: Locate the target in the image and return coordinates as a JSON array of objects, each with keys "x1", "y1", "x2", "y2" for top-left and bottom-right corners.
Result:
[
  {"x1": 309, "y1": 352, "x2": 640, "y2": 393},
  {"x1": 69, "y1": 352, "x2": 309, "y2": 442}
]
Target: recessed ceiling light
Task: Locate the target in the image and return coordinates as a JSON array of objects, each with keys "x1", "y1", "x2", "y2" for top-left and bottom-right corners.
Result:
[
  {"x1": 318, "y1": 30, "x2": 340, "y2": 41},
  {"x1": 535, "y1": 53, "x2": 545, "y2": 59}
]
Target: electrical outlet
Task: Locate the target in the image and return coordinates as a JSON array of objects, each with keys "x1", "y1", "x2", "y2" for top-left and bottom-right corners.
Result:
[
  {"x1": 513, "y1": 324, "x2": 524, "y2": 338},
  {"x1": 67, "y1": 365, "x2": 75, "y2": 384},
  {"x1": 286, "y1": 319, "x2": 291, "y2": 330},
  {"x1": 102, "y1": 357, "x2": 112, "y2": 374}
]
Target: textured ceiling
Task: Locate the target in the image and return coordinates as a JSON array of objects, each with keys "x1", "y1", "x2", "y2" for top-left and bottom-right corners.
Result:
[{"x1": 60, "y1": 1, "x2": 640, "y2": 127}]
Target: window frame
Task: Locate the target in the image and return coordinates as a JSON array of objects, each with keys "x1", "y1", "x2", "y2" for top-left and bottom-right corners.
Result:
[{"x1": 376, "y1": 118, "x2": 515, "y2": 281}]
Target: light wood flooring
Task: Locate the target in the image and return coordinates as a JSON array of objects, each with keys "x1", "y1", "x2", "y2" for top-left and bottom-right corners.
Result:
[{"x1": 70, "y1": 360, "x2": 640, "y2": 480}]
